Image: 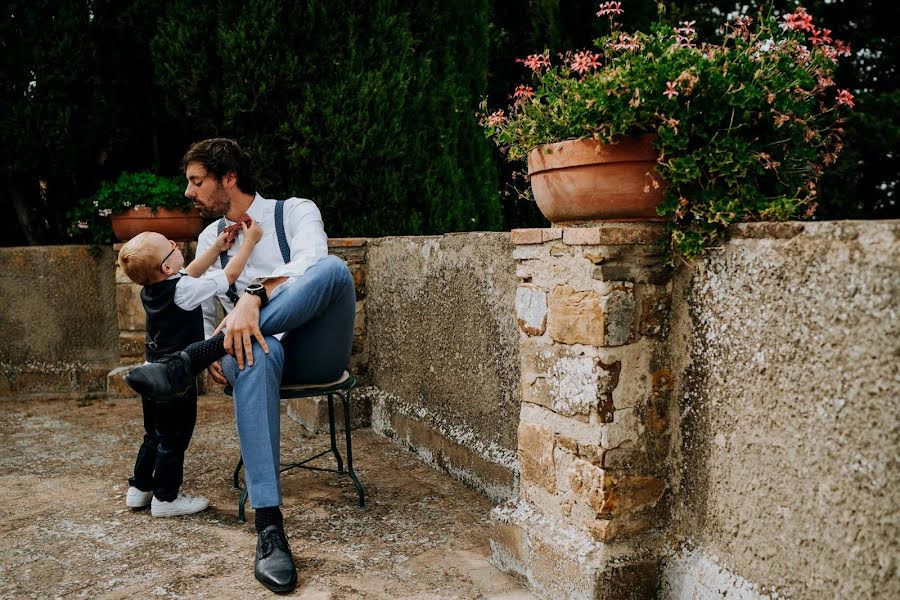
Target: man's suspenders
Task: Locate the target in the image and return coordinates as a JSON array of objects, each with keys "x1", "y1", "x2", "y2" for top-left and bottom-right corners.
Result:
[{"x1": 217, "y1": 200, "x2": 291, "y2": 303}]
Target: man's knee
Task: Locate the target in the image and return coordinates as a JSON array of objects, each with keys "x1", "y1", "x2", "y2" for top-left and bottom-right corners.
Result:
[{"x1": 222, "y1": 336, "x2": 283, "y2": 384}]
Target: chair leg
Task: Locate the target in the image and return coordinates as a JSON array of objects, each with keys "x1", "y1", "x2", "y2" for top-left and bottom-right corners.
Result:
[
  {"x1": 232, "y1": 454, "x2": 244, "y2": 490},
  {"x1": 327, "y1": 394, "x2": 344, "y2": 473},
  {"x1": 238, "y1": 488, "x2": 249, "y2": 524},
  {"x1": 342, "y1": 389, "x2": 365, "y2": 508}
]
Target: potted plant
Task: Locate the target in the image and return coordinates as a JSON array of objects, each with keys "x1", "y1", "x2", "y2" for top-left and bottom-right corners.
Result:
[
  {"x1": 483, "y1": 3, "x2": 854, "y2": 258},
  {"x1": 68, "y1": 171, "x2": 201, "y2": 244}
]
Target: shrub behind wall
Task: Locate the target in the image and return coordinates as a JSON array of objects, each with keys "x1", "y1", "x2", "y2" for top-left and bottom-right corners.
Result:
[{"x1": 152, "y1": 0, "x2": 502, "y2": 237}]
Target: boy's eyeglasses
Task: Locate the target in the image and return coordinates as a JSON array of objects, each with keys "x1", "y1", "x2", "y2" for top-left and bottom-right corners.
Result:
[{"x1": 160, "y1": 240, "x2": 177, "y2": 271}]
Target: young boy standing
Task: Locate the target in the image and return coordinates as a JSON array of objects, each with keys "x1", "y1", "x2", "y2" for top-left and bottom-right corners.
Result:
[{"x1": 118, "y1": 219, "x2": 261, "y2": 516}]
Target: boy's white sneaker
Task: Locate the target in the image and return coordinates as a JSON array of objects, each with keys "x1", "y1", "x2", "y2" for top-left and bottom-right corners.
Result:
[
  {"x1": 125, "y1": 486, "x2": 153, "y2": 509},
  {"x1": 151, "y1": 492, "x2": 209, "y2": 517}
]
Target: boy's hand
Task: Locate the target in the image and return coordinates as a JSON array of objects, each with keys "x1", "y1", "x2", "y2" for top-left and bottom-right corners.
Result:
[
  {"x1": 242, "y1": 219, "x2": 263, "y2": 244},
  {"x1": 212, "y1": 231, "x2": 233, "y2": 252}
]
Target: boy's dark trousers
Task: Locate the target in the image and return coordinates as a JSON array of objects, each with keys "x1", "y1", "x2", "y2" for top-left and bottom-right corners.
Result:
[{"x1": 128, "y1": 385, "x2": 197, "y2": 501}]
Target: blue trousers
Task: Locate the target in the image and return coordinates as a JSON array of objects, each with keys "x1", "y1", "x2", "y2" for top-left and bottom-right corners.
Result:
[{"x1": 221, "y1": 255, "x2": 355, "y2": 508}]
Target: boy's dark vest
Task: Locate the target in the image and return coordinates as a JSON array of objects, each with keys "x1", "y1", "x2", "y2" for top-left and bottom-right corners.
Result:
[{"x1": 141, "y1": 276, "x2": 204, "y2": 361}]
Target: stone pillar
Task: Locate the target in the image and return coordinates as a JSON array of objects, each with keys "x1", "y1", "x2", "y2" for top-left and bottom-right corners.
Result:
[{"x1": 491, "y1": 224, "x2": 673, "y2": 600}]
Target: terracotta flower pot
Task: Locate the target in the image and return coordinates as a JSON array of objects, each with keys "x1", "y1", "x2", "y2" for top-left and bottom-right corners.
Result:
[
  {"x1": 527, "y1": 135, "x2": 665, "y2": 224},
  {"x1": 110, "y1": 207, "x2": 204, "y2": 242}
]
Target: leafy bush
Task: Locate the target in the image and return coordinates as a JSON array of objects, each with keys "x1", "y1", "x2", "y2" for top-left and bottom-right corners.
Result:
[
  {"x1": 484, "y1": 4, "x2": 854, "y2": 258},
  {"x1": 67, "y1": 172, "x2": 191, "y2": 245}
]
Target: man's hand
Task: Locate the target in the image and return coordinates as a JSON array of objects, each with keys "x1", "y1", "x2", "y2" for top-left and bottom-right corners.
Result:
[
  {"x1": 213, "y1": 294, "x2": 269, "y2": 370},
  {"x1": 207, "y1": 360, "x2": 227, "y2": 385}
]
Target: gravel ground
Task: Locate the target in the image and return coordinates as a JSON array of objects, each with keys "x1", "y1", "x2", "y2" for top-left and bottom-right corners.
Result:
[{"x1": 0, "y1": 395, "x2": 533, "y2": 599}]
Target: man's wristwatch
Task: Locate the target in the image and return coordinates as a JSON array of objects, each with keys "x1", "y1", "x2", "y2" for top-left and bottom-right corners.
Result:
[{"x1": 244, "y1": 280, "x2": 269, "y2": 307}]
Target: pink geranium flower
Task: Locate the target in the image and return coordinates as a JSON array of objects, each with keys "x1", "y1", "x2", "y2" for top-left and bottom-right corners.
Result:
[
  {"x1": 783, "y1": 7, "x2": 814, "y2": 32},
  {"x1": 836, "y1": 89, "x2": 854, "y2": 108},
  {"x1": 517, "y1": 54, "x2": 550, "y2": 72},
  {"x1": 596, "y1": 2, "x2": 623, "y2": 17},
  {"x1": 486, "y1": 110, "x2": 506, "y2": 127},
  {"x1": 571, "y1": 51, "x2": 601, "y2": 74},
  {"x1": 512, "y1": 85, "x2": 535, "y2": 101},
  {"x1": 664, "y1": 81, "x2": 679, "y2": 99}
]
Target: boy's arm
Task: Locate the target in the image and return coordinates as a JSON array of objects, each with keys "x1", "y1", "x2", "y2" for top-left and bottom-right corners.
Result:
[
  {"x1": 185, "y1": 241, "x2": 225, "y2": 278},
  {"x1": 222, "y1": 236, "x2": 258, "y2": 285}
]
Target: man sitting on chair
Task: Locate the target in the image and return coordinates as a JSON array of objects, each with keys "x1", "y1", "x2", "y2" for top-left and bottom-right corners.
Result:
[{"x1": 127, "y1": 138, "x2": 355, "y2": 593}]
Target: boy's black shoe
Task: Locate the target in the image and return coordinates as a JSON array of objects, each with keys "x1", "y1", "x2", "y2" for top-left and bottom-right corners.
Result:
[
  {"x1": 255, "y1": 524, "x2": 297, "y2": 593},
  {"x1": 124, "y1": 352, "x2": 193, "y2": 398}
]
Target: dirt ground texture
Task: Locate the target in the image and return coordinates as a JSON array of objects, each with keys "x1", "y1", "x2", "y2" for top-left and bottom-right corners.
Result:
[{"x1": 0, "y1": 395, "x2": 534, "y2": 599}]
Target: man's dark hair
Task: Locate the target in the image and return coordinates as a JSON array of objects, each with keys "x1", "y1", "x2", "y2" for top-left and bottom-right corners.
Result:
[{"x1": 181, "y1": 138, "x2": 259, "y2": 195}]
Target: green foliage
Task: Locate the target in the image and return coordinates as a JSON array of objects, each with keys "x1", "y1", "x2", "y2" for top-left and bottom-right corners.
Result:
[
  {"x1": 67, "y1": 173, "x2": 190, "y2": 245},
  {"x1": 152, "y1": 0, "x2": 501, "y2": 237},
  {"x1": 485, "y1": 5, "x2": 853, "y2": 258}
]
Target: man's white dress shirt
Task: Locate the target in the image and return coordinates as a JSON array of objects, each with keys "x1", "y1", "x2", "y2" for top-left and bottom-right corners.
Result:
[{"x1": 195, "y1": 193, "x2": 328, "y2": 337}]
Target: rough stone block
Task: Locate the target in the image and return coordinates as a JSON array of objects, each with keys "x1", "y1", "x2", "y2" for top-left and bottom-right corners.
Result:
[
  {"x1": 586, "y1": 516, "x2": 652, "y2": 542},
  {"x1": 353, "y1": 300, "x2": 367, "y2": 338},
  {"x1": 490, "y1": 517, "x2": 527, "y2": 568},
  {"x1": 570, "y1": 458, "x2": 664, "y2": 519},
  {"x1": 286, "y1": 393, "x2": 371, "y2": 433},
  {"x1": 602, "y1": 446, "x2": 646, "y2": 471},
  {"x1": 639, "y1": 288, "x2": 670, "y2": 337},
  {"x1": 563, "y1": 228, "x2": 602, "y2": 246},
  {"x1": 515, "y1": 285, "x2": 548, "y2": 336},
  {"x1": 596, "y1": 224, "x2": 666, "y2": 245},
  {"x1": 577, "y1": 443, "x2": 605, "y2": 467},
  {"x1": 520, "y1": 342, "x2": 618, "y2": 419},
  {"x1": 349, "y1": 263, "x2": 367, "y2": 298},
  {"x1": 598, "y1": 474, "x2": 665, "y2": 517},
  {"x1": 601, "y1": 287, "x2": 635, "y2": 346},
  {"x1": 512, "y1": 245, "x2": 548, "y2": 261},
  {"x1": 593, "y1": 264, "x2": 671, "y2": 284},
  {"x1": 118, "y1": 331, "x2": 145, "y2": 359},
  {"x1": 390, "y1": 413, "x2": 514, "y2": 500},
  {"x1": 518, "y1": 422, "x2": 556, "y2": 493},
  {"x1": 115, "y1": 264, "x2": 132, "y2": 285},
  {"x1": 549, "y1": 243, "x2": 574, "y2": 257},
  {"x1": 547, "y1": 285, "x2": 604, "y2": 346},
  {"x1": 542, "y1": 228, "x2": 563, "y2": 242},
  {"x1": 515, "y1": 262, "x2": 536, "y2": 282},
  {"x1": 597, "y1": 559, "x2": 660, "y2": 598},
  {"x1": 491, "y1": 501, "x2": 658, "y2": 600},
  {"x1": 605, "y1": 407, "x2": 641, "y2": 449},
  {"x1": 511, "y1": 229, "x2": 544, "y2": 245},
  {"x1": 116, "y1": 283, "x2": 145, "y2": 331},
  {"x1": 569, "y1": 457, "x2": 606, "y2": 515},
  {"x1": 554, "y1": 433, "x2": 579, "y2": 455},
  {"x1": 328, "y1": 237, "x2": 368, "y2": 247}
]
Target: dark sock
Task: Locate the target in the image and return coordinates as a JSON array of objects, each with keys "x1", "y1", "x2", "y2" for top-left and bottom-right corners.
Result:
[
  {"x1": 183, "y1": 332, "x2": 228, "y2": 373},
  {"x1": 255, "y1": 506, "x2": 284, "y2": 532}
]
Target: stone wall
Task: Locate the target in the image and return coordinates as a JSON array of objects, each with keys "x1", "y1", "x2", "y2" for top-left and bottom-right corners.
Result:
[
  {"x1": 0, "y1": 246, "x2": 118, "y2": 398},
  {"x1": 661, "y1": 221, "x2": 899, "y2": 599},
  {"x1": 365, "y1": 233, "x2": 520, "y2": 501}
]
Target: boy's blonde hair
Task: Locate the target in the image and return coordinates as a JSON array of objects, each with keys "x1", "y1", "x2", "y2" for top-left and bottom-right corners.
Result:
[{"x1": 118, "y1": 232, "x2": 162, "y2": 286}]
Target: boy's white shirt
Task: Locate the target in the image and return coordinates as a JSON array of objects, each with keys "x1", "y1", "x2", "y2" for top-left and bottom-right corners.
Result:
[{"x1": 172, "y1": 269, "x2": 229, "y2": 311}]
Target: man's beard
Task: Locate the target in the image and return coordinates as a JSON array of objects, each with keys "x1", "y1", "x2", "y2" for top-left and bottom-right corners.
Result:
[{"x1": 198, "y1": 185, "x2": 230, "y2": 219}]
